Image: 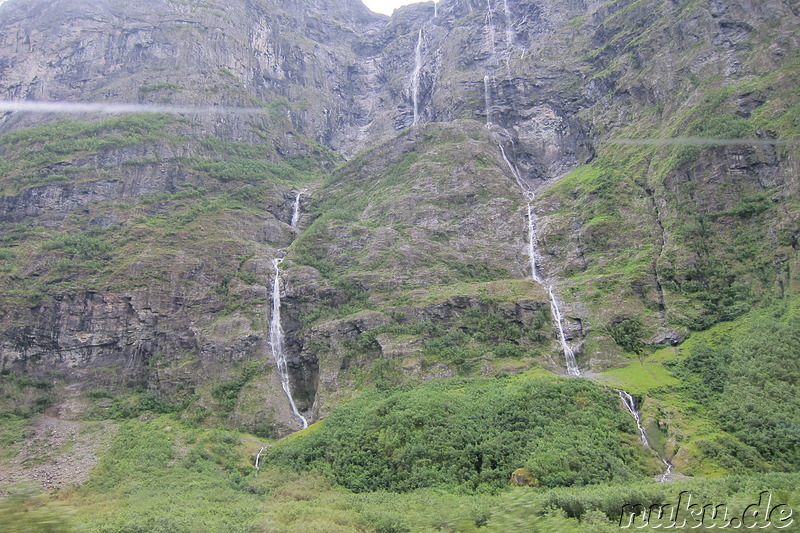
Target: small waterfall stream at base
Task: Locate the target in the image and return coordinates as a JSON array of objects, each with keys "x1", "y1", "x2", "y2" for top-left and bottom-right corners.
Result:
[{"x1": 616, "y1": 389, "x2": 674, "y2": 481}]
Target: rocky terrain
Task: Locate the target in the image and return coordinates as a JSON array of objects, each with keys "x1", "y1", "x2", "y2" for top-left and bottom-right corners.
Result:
[{"x1": 0, "y1": 0, "x2": 798, "y2": 486}]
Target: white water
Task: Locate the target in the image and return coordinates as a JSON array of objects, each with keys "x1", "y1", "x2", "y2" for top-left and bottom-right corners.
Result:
[
  {"x1": 616, "y1": 389, "x2": 674, "y2": 481},
  {"x1": 658, "y1": 460, "x2": 674, "y2": 482},
  {"x1": 484, "y1": 75, "x2": 493, "y2": 125},
  {"x1": 497, "y1": 143, "x2": 525, "y2": 189},
  {"x1": 290, "y1": 189, "x2": 306, "y2": 229},
  {"x1": 496, "y1": 140, "x2": 577, "y2": 375},
  {"x1": 617, "y1": 389, "x2": 650, "y2": 446},
  {"x1": 502, "y1": 0, "x2": 514, "y2": 61},
  {"x1": 254, "y1": 445, "x2": 270, "y2": 471},
  {"x1": 497, "y1": 144, "x2": 540, "y2": 282},
  {"x1": 548, "y1": 286, "x2": 580, "y2": 376},
  {"x1": 270, "y1": 258, "x2": 309, "y2": 429},
  {"x1": 485, "y1": 0, "x2": 498, "y2": 65},
  {"x1": 434, "y1": 0, "x2": 438, "y2": 18},
  {"x1": 412, "y1": 29, "x2": 424, "y2": 125},
  {"x1": 526, "y1": 201, "x2": 543, "y2": 283}
]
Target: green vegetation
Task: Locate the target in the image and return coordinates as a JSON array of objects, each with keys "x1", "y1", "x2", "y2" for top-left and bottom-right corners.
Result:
[
  {"x1": 41, "y1": 229, "x2": 114, "y2": 260},
  {"x1": 211, "y1": 362, "x2": 266, "y2": 414},
  {"x1": 138, "y1": 82, "x2": 183, "y2": 95},
  {"x1": 268, "y1": 375, "x2": 653, "y2": 492},
  {"x1": 0, "y1": 483, "x2": 76, "y2": 532},
  {"x1": 677, "y1": 297, "x2": 800, "y2": 470},
  {"x1": 0, "y1": 114, "x2": 181, "y2": 192},
  {"x1": 0, "y1": 372, "x2": 54, "y2": 420},
  {"x1": 606, "y1": 317, "x2": 646, "y2": 355},
  {"x1": 68, "y1": 418, "x2": 265, "y2": 532},
  {"x1": 2, "y1": 396, "x2": 796, "y2": 532}
]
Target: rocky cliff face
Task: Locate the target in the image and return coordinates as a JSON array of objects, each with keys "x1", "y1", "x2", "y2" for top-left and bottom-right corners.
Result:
[{"x1": 0, "y1": 0, "x2": 798, "y2": 437}]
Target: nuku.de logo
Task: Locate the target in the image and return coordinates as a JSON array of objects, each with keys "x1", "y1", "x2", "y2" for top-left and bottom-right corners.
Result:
[{"x1": 619, "y1": 491, "x2": 794, "y2": 529}]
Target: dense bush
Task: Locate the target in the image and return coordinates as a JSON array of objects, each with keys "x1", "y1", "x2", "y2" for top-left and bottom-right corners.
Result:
[
  {"x1": 678, "y1": 299, "x2": 800, "y2": 470},
  {"x1": 268, "y1": 376, "x2": 650, "y2": 492}
]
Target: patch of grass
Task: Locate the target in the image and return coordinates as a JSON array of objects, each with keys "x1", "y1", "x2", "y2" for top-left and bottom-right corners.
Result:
[{"x1": 594, "y1": 350, "x2": 680, "y2": 394}]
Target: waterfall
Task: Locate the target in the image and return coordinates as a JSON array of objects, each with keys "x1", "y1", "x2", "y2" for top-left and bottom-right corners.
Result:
[
  {"x1": 616, "y1": 389, "x2": 674, "y2": 482},
  {"x1": 496, "y1": 139, "x2": 578, "y2": 375},
  {"x1": 617, "y1": 389, "x2": 650, "y2": 446},
  {"x1": 484, "y1": 75, "x2": 493, "y2": 125},
  {"x1": 270, "y1": 258, "x2": 309, "y2": 429},
  {"x1": 496, "y1": 142, "x2": 539, "y2": 281},
  {"x1": 290, "y1": 188, "x2": 306, "y2": 229},
  {"x1": 498, "y1": 142, "x2": 525, "y2": 190},
  {"x1": 502, "y1": 0, "x2": 514, "y2": 59},
  {"x1": 434, "y1": 0, "x2": 438, "y2": 18},
  {"x1": 526, "y1": 201, "x2": 543, "y2": 283},
  {"x1": 485, "y1": 0, "x2": 498, "y2": 66},
  {"x1": 254, "y1": 445, "x2": 270, "y2": 471},
  {"x1": 548, "y1": 286, "x2": 580, "y2": 376},
  {"x1": 659, "y1": 460, "x2": 674, "y2": 482},
  {"x1": 412, "y1": 29, "x2": 424, "y2": 126}
]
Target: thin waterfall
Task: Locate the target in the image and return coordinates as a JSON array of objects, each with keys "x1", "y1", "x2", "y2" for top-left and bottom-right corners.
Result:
[
  {"x1": 498, "y1": 142, "x2": 538, "y2": 279},
  {"x1": 548, "y1": 286, "x2": 580, "y2": 376},
  {"x1": 502, "y1": 0, "x2": 514, "y2": 61},
  {"x1": 254, "y1": 445, "x2": 270, "y2": 471},
  {"x1": 485, "y1": 0, "x2": 498, "y2": 66},
  {"x1": 290, "y1": 188, "x2": 306, "y2": 229},
  {"x1": 412, "y1": 29, "x2": 424, "y2": 126},
  {"x1": 617, "y1": 389, "x2": 650, "y2": 446},
  {"x1": 498, "y1": 142, "x2": 525, "y2": 190},
  {"x1": 502, "y1": 0, "x2": 513, "y2": 46},
  {"x1": 526, "y1": 200, "x2": 543, "y2": 283},
  {"x1": 484, "y1": 75, "x2": 493, "y2": 125},
  {"x1": 659, "y1": 460, "x2": 674, "y2": 482},
  {"x1": 497, "y1": 140, "x2": 578, "y2": 375},
  {"x1": 616, "y1": 389, "x2": 674, "y2": 482},
  {"x1": 434, "y1": 0, "x2": 438, "y2": 18},
  {"x1": 270, "y1": 258, "x2": 309, "y2": 429}
]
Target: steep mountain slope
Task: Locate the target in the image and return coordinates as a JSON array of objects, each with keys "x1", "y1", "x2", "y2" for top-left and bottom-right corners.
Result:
[{"x1": 0, "y1": 0, "x2": 798, "y2": 495}]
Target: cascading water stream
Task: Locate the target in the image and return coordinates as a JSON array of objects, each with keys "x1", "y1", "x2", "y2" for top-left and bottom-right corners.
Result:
[
  {"x1": 270, "y1": 258, "x2": 308, "y2": 429},
  {"x1": 548, "y1": 286, "x2": 580, "y2": 376},
  {"x1": 616, "y1": 389, "x2": 674, "y2": 481},
  {"x1": 497, "y1": 143, "x2": 524, "y2": 189},
  {"x1": 411, "y1": 29, "x2": 424, "y2": 125},
  {"x1": 497, "y1": 140, "x2": 579, "y2": 375},
  {"x1": 617, "y1": 389, "x2": 649, "y2": 446},
  {"x1": 483, "y1": 75, "x2": 493, "y2": 126},
  {"x1": 502, "y1": 0, "x2": 514, "y2": 66},
  {"x1": 434, "y1": 0, "x2": 438, "y2": 18},
  {"x1": 254, "y1": 445, "x2": 270, "y2": 471},
  {"x1": 526, "y1": 201, "x2": 543, "y2": 284},
  {"x1": 290, "y1": 188, "x2": 306, "y2": 229},
  {"x1": 485, "y1": 0, "x2": 497, "y2": 63}
]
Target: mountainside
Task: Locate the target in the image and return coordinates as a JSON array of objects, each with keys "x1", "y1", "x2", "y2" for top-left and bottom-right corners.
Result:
[{"x1": 1, "y1": 0, "x2": 799, "y2": 529}]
